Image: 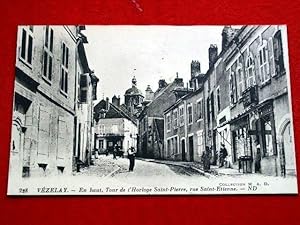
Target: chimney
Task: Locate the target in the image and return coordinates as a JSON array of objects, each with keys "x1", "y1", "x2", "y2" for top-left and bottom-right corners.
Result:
[
  {"x1": 105, "y1": 97, "x2": 110, "y2": 110},
  {"x1": 191, "y1": 60, "x2": 201, "y2": 78},
  {"x1": 145, "y1": 85, "x2": 154, "y2": 101},
  {"x1": 112, "y1": 95, "x2": 120, "y2": 107},
  {"x1": 209, "y1": 44, "x2": 218, "y2": 68},
  {"x1": 158, "y1": 79, "x2": 167, "y2": 89},
  {"x1": 222, "y1": 26, "x2": 239, "y2": 51}
]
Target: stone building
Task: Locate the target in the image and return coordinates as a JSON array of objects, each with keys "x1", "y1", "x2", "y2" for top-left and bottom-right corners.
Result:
[
  {"x1": 162, "y1": 25, "x2": 295, "y2": 177},
  {"x1": 137, "y1": 76, "x2": 185, "y2": 159},
  {"x1": 74, "y1": 28, "x2": 99, "y2": 171},
  {"x1": 164, "y1": 63, "x2": 204, "y2": 162},
  {"x1": 9, "y1": 26, "x2": 79, "y2": 181},
  {"x1": 94, "y1": 98, "x2": 137, "y2": 155},
  {"x1": 225, "y1": 25, "x2": 294, "y2": 176}
]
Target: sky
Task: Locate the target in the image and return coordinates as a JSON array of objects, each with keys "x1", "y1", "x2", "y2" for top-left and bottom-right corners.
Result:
[{"x1": 83, "y1": 26, "x2": 225, "y2": 105}]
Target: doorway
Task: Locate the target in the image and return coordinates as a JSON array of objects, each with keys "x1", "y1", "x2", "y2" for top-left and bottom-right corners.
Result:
[
  {"x1": 181, "y1": 139, "x2": 186, "y2": 161},
  {"x1": 188, "y1": 136, "x2": 194, "y2": 161},
  {"x1": 282, "y1": 122, "x2": 295, "y2": 175}
]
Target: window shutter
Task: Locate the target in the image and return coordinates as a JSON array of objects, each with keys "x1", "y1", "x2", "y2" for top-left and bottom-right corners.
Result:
[
  {"x1": 268, "y1": 38, "x2": 275, "y2": 77},
  {"x1": 79, "y1": 73, "x2": 88, "y2": 103}
]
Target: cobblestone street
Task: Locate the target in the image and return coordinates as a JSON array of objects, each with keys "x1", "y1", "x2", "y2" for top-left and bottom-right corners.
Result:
[{"x1": 75, "y1": 154, "x2": 206, "y2": 179}]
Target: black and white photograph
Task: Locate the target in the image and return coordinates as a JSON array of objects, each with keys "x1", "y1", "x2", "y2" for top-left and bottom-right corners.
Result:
[{"x1": 8, "y1": 25, "x2": 297, "y2": 195}]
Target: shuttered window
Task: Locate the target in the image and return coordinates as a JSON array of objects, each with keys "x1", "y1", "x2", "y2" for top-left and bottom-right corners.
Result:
[
  {"x1": 43, "y1": 26, "x2": 54, "y2": 82},
  {"x1": 20, "y1": 26, "x2": 34, "y2": 66},
  {"x1": 60, "y1": 42, "x2": 69, "y2": 94},
  {"x1": 79, "y1": 73, "x2": 89, "y2": 103}
]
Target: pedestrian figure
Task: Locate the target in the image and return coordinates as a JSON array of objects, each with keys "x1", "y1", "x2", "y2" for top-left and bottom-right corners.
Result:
[
  {"x1": 128, "y1": 147, "x2": 136, "y2": 172},
  {"x1": 219, "y1": 143, "x2": 228, "y2": 168},
  {"x1": 113, "y1": 144, "x2": 117, "y2": 160},
  {"x1": 255, "y1": 141, "x2": 261, "y2": 173},
  {"x1": 201, "y1": 146, "x2": 211, "y2": 172}
]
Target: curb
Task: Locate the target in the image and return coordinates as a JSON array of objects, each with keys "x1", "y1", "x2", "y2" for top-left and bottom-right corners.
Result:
[
  {"x1": 104, "y1": 166, "x2": 121, "y2": 178},
  {"x1": 138, "y1": 158, "x2": 215, "y2": 178}
]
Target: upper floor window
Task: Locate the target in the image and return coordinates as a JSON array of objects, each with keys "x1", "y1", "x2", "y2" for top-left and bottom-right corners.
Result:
[
  {"x1": 179, "y1": 105, "x2": 184, "y2": 126},
  {"x1": 99, "y1": 124, "x2": 105, "y2": 134},
  {"x1": 196, "y1": 98, "x2": 203, "y2": 120},
  {"x1": 43, "y1": 26, "x2": 54, "y2": 81},
  {"x1": 20, "y1": 26, "x2": 34, "y2": 66},
  {"x1": 273, "y1": 30, "x2": 285, "y2": 75},
  {"x1": 79, "y1": 73, "x2": 89, "y2": 103},
  {"x1": 229, "y1": 69, "x2": 237, "y2": 105},
  {"x1": 216, "y1": 87, "x2": 221, "y2": 112},
  {"x1": 187, "y1": 104, "x2": 193, "y2": 125},
  {"x1": 166, "y1": 113, "x2": 171, "y2": 132},
  {"x1": 173, "y1": 109, "x2": 178, "y2": 128},
  {"x1": 60, "y1": 42, "x2": 69, "y2": 94},
  {"x1": 245, "y1": 53, "x2": 256, "y2": 88},
  {"x1": 258, "y1": 40, "x2": 270, "y2": 84},
  {"x1": 268, "y1": 37, "x2": 276, "y2": 77},
  {"x1": 236, "y1": 65, "x2": 244, "y2": 97}
]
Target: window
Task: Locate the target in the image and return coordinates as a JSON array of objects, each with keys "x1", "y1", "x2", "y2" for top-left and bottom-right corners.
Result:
[
  {"x1": 20, "y1": 26, "x2": 34, "y2": 65},
  {"x1": 236, "y1": 65, "x2": 244, "y2": 97},
  {"x1": 166, "y1": 113, "x2": 171, "y2": 132},
  {"x1": 197, "y1": 130, "x2": 204, "y2": 156},
  {"x1": 99, "y1": 140, "x2": 104, "y2": 149},
  {"x1": 273, "y1": 30, "x2": 285, "y2": 75},
  {"x1": 99, "y1": 124, "x2": 105, "y2": 134},
  {"x1": 196, "y1": 99, "x2": 203, "y2": 120},
  {"x1": 258, "y1": 40, "x2": 270, "y2": 84},
  {"x1": 79, "y1": 73, "x2": 89, "y2": 103},
  {"x1": 207, "y1": 97, "x2": 210, "y2": 124},
  {"x1": 245, "y1": 53, "x2": 256, "y2": 88},
  {"x1": 60, "y1": 42, "x2": 69, "y2": 94},
  {"x1": 210, "y1": 92, "x2": 215, "y2": 120},
  {"x1": 173, "y1": 109, "x2": 178, "y2": 128},
  {"x1": 187, "y1": 104, "x2": 193, "y2": 125},
  {"x1": 179, "y1": 105, "x2": 184, "y2": 126},
  {"x1": 216, "y1": 87, "x2": 221, "y2": 112},
  {"x1": 43, "y1": 26, "x2": 54, "y2": 81},
  {"x1": 268, "y1": 37, "x2": 276, "y2": 77},
  {"x1": 229, "y1": 69, "x2": 237, "y2": 104}
]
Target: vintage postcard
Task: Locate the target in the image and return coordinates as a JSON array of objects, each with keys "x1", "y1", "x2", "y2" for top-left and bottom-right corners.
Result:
[{"x1": 8, "y1": 25, "x2": 297, "y2": 195}]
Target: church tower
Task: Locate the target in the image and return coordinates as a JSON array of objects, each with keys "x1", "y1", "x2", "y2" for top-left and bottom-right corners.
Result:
[{"x1": 124, "y1": 76, "x2": 144, "y2": 115}]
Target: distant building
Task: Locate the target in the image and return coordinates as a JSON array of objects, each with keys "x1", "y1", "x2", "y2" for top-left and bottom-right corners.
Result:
[
  {"x1": 124, "y1": 76, "x2": 144, "y2": 116},
  {"x1": 94, "y1": 98, "x2": 137, "y2": 154},
  {"x1": 137, "y1": 76, "x2": 186, "y2": 159}
]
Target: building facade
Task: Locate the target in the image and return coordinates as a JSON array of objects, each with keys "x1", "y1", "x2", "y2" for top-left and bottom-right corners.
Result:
[
  {"x1": 138, "y1": 77, "x2": 185, "y2": 159},
  {"x1": 162, "y1": 25, "x2": 295, "y2": 177},
  {"x1": 10, "y1": 26, "x2": 79, "y2": 180},
  {"x1": 74, "y1": 29, "x2": 99, "y2": 170},
  {"x1": 94, "y1": 98, "x2": 137, "y2": 155},
  {"x1": 225, "y1": 25, "x2": 294, "y2": 176}
]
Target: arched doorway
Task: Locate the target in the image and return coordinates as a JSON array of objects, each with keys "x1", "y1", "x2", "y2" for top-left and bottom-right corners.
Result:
[
  {"x1": 10, "y1": 118, "x2": 25, "y2": 179},
  {"x1": 282, "y1": 121, "x2": 296, "y2": 176}
]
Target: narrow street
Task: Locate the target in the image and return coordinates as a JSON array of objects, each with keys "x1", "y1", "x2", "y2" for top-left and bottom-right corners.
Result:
[{"x1": 77, "y1": 154, "x2": 206, "y2": 178}]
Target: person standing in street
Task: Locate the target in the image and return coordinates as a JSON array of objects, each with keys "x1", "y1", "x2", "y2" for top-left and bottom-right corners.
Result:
[
  {"x1": 201, "y1": 146, "x2": 211, "y2": 172},
  {"x1": 113, "y1": 144, "x2": 117, "y2": 160},
  {"x1": 219, "y1": 143, "x2": 228, "y2": 168},
  {"x1": 128, "y1": 147, "x2": 136, "y2": 172}
]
